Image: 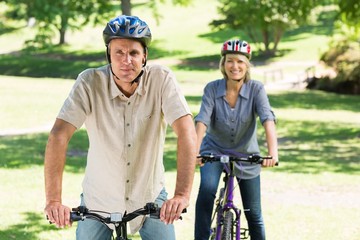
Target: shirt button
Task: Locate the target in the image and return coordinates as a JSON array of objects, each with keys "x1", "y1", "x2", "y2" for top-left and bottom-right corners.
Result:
[
  {"x1": 126, "y1": 123, "x2": 130, "y2": 126},
  {"x1": 126, "y1": 197, "x2": 129, "y2": 201},
  {"x1": 126, "y1": 180, "x2": 129, "y2": 183},
  {"x1": 127, "y1": 162, "x2": 130, "y2": 166},
  {"x1": 127, "y1": 102, "x2": 130, "y2": 105},
  {"x1": 128, "y1": 144, "x2": 131, "y2": 147}
]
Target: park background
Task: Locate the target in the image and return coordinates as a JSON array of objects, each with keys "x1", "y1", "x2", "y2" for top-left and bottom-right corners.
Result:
[{"x1": 0, "y1": 0, "x2": 359, "y2": 239}]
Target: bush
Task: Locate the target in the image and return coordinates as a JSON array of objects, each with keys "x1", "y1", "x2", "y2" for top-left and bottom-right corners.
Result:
[{"x1": 307, "y1": 39, "x2": 360, "y2": 95}]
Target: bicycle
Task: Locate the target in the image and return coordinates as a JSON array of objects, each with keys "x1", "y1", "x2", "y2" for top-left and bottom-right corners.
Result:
[
  {"x1": 69, "y1": 202, "x2": 186, "y2": 240},
  {"x1": 198, "y1": 153, "x2": 277, "y2": 240}
]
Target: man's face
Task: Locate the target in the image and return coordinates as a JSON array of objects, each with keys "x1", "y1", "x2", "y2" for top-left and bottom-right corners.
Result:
[{"x1": 109, "y1": 38, "x2": 146, "y2": 83}]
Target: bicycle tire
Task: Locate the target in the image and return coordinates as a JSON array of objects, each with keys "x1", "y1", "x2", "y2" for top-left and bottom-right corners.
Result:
[
  {"x1": 210, "y1": 228, "x2": 216, "y2": 240},
  {"x1": 221, "y1": 211, "x2": 234, "y2": 240}
]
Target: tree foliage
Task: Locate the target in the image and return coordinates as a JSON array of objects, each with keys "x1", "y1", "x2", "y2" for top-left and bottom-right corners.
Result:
[
  {"x1": 2, "y1": 0, "x2": 114, "y2": 47},
  {"x1": 137, "y1": 0, "x2": 193, "y2": 24},
  {"x1": 306, "y1": 0, "x2": 360, "y2": 94},
  {"x1": 337, "y1": 0, "x2": 360, "y2": 39},
  {"x1": 2, "y1": 0, "x2": 193, "y2": 48},
  {"x1": 338, "y1": 0, "x2": 360, "y2": 27},
  {"x1": 210, "y1": 0, "x2": 315, "y2": 55}
]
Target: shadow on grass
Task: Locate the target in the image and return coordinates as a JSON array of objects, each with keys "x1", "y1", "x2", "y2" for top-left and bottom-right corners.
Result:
[
  {"x1": 0, "y1": 91, "x2": 358, "y2": 175},
  {"x1": 0, "y1": 127, "x2": 180, "y2": 172},
  {"x1": 0, "y1": 211, "x2": 57, "y2": 239},
  {"x1": 0, "y1": 130, "x2": 88, "y2": 173},
  {"x1": 178, "y1": 8, "x2": 336, "y2": 71},
  {"x1": 258, "y1": 120, "x2": 360, "y2": 174},
  {"x1": 0, "y1": 51, "x2": 106, "y2": 79},
  {"x1": 0, "y1": 7, "x2": 336, "y2": 78},
  {"x1": 269, "y1": 91, "x2": 360, "y2": 112},
  {"x1": 186, "y1": 91, "x2": 360, "y2": 113},
  {"x1": 0, "y1": 39, "x2": 188, "y2": 79}
]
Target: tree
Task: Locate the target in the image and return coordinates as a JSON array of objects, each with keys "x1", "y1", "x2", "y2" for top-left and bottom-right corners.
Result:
[
  {"x1": 3, "y1": 0, "x2": 114, "y2": 46},
  {"x1": 210, "y1": 0, "x2": 315, "y2": 56},
  {"x1": 2, "y1": 0, "x2": 193, "y2": 47}
]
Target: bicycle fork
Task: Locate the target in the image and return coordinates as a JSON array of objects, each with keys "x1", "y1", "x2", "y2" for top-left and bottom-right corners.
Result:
[{"x1": 216, "y1": 173, "x2": 242, "y2": 239}]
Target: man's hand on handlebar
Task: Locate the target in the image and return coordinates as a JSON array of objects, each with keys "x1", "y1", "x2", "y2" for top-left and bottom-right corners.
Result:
[
  {"x1": 160, "y1": 195, "x2": 188, "y2": 225},
  {"x1": 45, "y1": 201, "x2": 72, "y2": 228}
]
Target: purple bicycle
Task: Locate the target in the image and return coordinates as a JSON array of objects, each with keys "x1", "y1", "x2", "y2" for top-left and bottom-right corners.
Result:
[{"x1": 198, "y1": 153, "x2": 276, "y2": 240}]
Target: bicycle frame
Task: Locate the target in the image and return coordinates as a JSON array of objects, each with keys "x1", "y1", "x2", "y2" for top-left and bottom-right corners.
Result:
[
  {"x1": 213, "y1": 160, "x2": 245, "y2": 240},
  {"x1": 200, "y1": 153, "x2": 275, "y2": 239}
]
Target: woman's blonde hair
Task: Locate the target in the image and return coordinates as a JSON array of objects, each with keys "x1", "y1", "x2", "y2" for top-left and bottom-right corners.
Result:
[{"x1": 219, "y1": 54, "x2": 253, "y2": 83}]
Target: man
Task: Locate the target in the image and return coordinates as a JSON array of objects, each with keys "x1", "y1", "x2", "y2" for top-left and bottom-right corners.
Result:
[{"x1": 44, "y1": 15, "x2": 196, "y2": 239}]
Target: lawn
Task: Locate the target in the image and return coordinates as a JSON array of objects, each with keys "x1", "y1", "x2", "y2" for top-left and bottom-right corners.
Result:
[
  {"x1": 1, "y1": 0, "x2": 360, "y2": 239},
  {"x1": 1, "y1": 76, "x2": 359, "y2": 239}
]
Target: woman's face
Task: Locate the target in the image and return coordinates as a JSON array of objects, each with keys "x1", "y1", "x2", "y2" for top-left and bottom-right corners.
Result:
[{"x1": 224, "y1": 54, "x2": 248, "y2": 82}]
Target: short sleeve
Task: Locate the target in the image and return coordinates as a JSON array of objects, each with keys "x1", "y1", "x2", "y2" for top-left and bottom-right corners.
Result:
[
  {"x1": 254, "y1": 85, "x2": 276, "y2": 124},
  {"x1": 194, "y1": 83, "x2": 216, "y2": 127},
  {"x1": 57, "y1": 73, "x2": 91, "y2": 129}
]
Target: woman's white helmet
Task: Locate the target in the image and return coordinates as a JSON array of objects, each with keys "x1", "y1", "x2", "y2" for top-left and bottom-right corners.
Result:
[{"x1": 221, "y1": 39, "x2": 252, "y2": 60}]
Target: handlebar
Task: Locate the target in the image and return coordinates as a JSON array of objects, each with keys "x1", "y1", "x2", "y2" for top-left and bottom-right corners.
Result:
[
  {"x1": 198, "y1": 153, "x2": 278, "y2": 166},
  {"x1": 70, "y1": 202, "x2": 187, "y2": 224}
]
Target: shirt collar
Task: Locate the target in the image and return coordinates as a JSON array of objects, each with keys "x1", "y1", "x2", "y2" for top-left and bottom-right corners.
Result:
[
  {"x1": 240, "y1": 81, "x2": 250, "y2": 100},
  {"x1": 215, "y1": 79, "x2": 227, "y2": 98},
  {"x1": 108, "y1": 65, "x2": 145, "y2": 99},
  {"x1": 215, "y1": 78, "x2": 250, "y2": 100}
]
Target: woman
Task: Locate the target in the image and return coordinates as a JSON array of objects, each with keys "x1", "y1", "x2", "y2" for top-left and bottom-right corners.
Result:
[{"x1": 194, "y1": 39, "x2": 278, "y2": 240}]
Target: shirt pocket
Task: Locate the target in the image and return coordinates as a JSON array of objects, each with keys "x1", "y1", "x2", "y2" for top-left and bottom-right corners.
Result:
[
  {"x1": 211, "y1": 115, "x2": 232, "y2": 137},
  {"x1": 239, "y1": 113, "x2": 252, "y2": 129},
  {"x1": 137, "y1": 108, "x2": 161, "y2": 143},
  {"x1": 214, "y1": 115, "x2": 229, "y2": 128}
]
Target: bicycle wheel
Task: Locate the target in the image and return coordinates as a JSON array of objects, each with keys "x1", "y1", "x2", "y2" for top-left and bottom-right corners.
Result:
[
  {"x1": 221, "y1": 211, "x2": 234, "y2": 240},
  {"x1": 210, "y1": 228, "x2": 216, "y2": 240}
]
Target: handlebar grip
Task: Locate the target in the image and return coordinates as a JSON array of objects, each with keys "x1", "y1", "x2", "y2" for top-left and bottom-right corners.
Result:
[
  {"x1": 149, "y1": 208, "x2": 187, "y2": 219},
  {"x1": 70, "y1": 212, "x2": 83, "y2": 221}
]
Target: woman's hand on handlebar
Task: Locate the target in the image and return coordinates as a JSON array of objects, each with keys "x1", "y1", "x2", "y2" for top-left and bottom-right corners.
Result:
[
  {"x1": 262, "y1": 156, "x2": 279, "y2": 167},
  {"x1": 196, "y1": 155, "x2": 204, "y2": 167},
  {"x1": 45, "y1": 201, "x2": 72, "y2": 228}
]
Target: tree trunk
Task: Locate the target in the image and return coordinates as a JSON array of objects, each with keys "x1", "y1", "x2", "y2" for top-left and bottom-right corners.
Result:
[
  {"x1": 59, "y1": 15, "x2": 68, "y2": 45},
  {"x1": 261, "y1": 29, "x2": 270, "y2": 53},
  {"x1": 59, "y1": 28, "x2": 66, "y2": 45},
  {"x1": 272, "y1": 29, "x2": 283, "y2": 53},
  {"x1": 246, "y1": 27, "x2": 263, "y2": 52},
  {"x1": 121, "y1": 0, "x2": 131, "y2": 15}
]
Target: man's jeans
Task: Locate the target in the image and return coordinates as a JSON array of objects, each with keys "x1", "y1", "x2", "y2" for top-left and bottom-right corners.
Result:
[
  {"x1": 76, "y1": 188, "x2": 175, "y2": 240},
  {"x1": 194, "y1": 161, "x2": 265, "y2": 240}
]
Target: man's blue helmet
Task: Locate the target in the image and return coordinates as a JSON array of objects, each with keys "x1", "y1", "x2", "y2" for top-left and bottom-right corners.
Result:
[{"x1": 103, "y1": 15, "x2": 152, "y2": 47}]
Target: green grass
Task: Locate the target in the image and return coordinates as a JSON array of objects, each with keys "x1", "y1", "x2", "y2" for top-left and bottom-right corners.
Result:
[
  {"x1": 0, "y1": 75, "x2": 74, "y2": 130},
  {"x1": 1, "y1": 0, "x2": 360, "y2": 239},
  {"x1": 1, "y1": 80, "x2": 359, "y2": 239}
]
